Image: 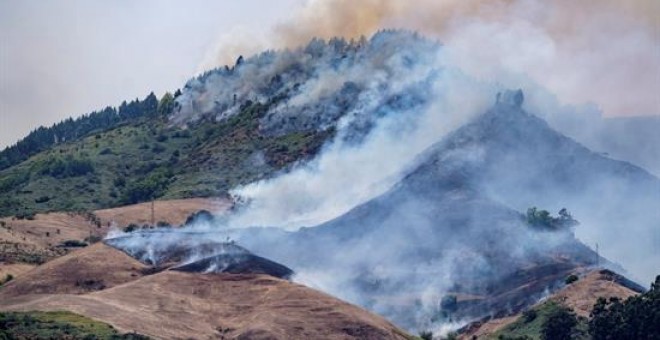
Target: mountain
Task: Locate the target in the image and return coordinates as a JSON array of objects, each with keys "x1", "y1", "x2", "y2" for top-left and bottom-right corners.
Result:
[
  {"x1": 1, "y1": 30, "x2": 658, "y2": 337},
  {"x1": 227, "y1": 90, "x2": 660, "y2": 329}
]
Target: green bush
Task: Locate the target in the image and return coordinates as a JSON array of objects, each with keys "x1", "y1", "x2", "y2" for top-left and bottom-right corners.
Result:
[
  {"x1": 151, "y1": 143, "x2": 166, "y2": 153},
  {"x1": 59, "y1": 240, "x2": 88, "y2": 248},
  {"x1": 522, "y1": 309, "x2": 537, "y2": 323},
  {"x1": 0, "y1": 311, "x2": 150, "y2": 339},
  {"x1": 34, "y1": 196, "x2": 50, "y2": 204},
  {"x1": 120, "y1": 168, "x2": 173, "y2": 204},
  {"x1": 99, "y1": 147, "x2": 113, "y2": 155},
  {"x1": 35, "y1": 155, "x2": 94, "y2": 178},
  {"x1": 123, "y1": 224, "x2": 139, "y2": 233},
  {"x1": 0, "y1": 274, "x2": 13, "y2": 286},
  {"x1": 589, "y1": 275, "x2": 660, "y2": 339},
  {"x1": 526, "y1": 207, "x2": 578, "y2": 231},
  {"x1": 541, "y1": 305, "x2": 577, "y2": 340},
  {"x1": 565, "y1": 274, "x2": 579, "y2": 285},
  {"x1": 418, "y1": 330, "x2": 433, "y2": 340}
]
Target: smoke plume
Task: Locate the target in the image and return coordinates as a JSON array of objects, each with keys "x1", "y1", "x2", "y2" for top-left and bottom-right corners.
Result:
[
  {"x1": 108, "y1": 0, "x2": 660, "y2": 334},
  {"x1": 202, "y1": 0, "x2": 659, "y2": 118}
]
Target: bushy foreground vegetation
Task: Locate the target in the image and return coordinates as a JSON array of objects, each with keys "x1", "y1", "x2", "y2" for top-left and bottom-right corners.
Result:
[
  {"x1": 589, "y1": 275, "x2": 660, "y2": 340},
  {"x1": 0, "y1": 311, "x2": 149, "y2": 339},
  {"x1": 493, "y1": 275, "x2": 660, "y2": 340}
]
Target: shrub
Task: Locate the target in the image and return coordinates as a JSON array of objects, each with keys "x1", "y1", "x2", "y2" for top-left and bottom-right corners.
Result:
[
  {"x1": 84, "y1": 235, "x2": 102, "y2": 244},
  {"x1": 35, "y1": 155, "x2": 94, "y2": 178},
  {"x1": 526, "y1": 207, "x2": 578, "y2": 231},
  {"x1": 0, "y1": 274, "x2": 13, "y2": 286},
  {"x1": 419, "y1": 330, "x2": 433, "y2": 340},
  {"x1": 522, "y1": 309, "x2": 537, "y2": 323},
  {"x1": 541, "y1": 305, "x2": 577, "y2": 340},
  {"x1": 113, "y1": 177, "x2": 126, "y2": 188},
  {"x1": 34, "y1": 196, "x2": 50, "y2": 204},
  {"x1": 589, "y1": 275, "x2": 660, "y2": 339},
  {"x1": 120, "y1": 168, "x2": 173, "y2": 204},
  {"x1": 565, "y1": 274, "x2": 579, "y2": 285},
  {"x1": 16, "y1": 212, "x2": 36, "y2": 220},
  {"x1": 185, "y1": 210, "x2": 214, "y2": 225},
  {"x1": 59, "y1": 240, "x2": 88, "y2": 248},
  {"x1": 123, "y1": 224, "x2": 139, "y2": 233},
  {"x1": 151, "y1": 143, "x2": 166, "y2": 153}
]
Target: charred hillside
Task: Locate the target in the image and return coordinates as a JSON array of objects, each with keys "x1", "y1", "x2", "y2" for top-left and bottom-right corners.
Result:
[
  {"x1": 105, "y1": 231, "x2": 294, "y2": 279},
  {"x1": 232, "y1": 90, "x2": 660, "y2": 329}
]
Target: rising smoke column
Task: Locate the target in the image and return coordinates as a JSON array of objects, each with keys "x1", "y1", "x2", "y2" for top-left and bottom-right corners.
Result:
[{"x1": 201, "y1": 0, "x2": 659, "y2": 118}]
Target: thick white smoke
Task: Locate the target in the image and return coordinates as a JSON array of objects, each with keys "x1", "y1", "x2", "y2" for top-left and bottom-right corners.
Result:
[
  {"x1": 201, "y1": 0, "x2": 660, "y2": 118},
  {"x1": 228, "y1": 64, "x2": 495, "y2": 229}
]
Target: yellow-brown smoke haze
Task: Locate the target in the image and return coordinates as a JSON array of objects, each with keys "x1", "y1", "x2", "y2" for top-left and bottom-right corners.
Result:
[{"x1": 203, "y1": 0, "x2": 659, "y2": 117}]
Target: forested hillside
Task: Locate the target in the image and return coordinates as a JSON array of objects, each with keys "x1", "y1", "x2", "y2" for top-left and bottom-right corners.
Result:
[
  {"x1": 0, "y1": 30, "x2": 435, "y2": 218},
  {"x1": 0, "y1": 97, "x2": 331, "y2": 217},
  {"x1": 0, "y1": 92, "x2": 173, "y2": 171}
]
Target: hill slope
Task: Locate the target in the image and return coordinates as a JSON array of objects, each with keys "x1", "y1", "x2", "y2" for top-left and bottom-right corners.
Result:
[
  {"x1": 0, "y1": 244, "x2": 410, "y2": 340},
  {"x1": 463, "y1": 269, "x2": 645, "y2": 339},
  {"x1": 0, "y1": 30, "x2": 438, "y2": 219},
  {"x1": 229, "y1": 91, "x2": 659, "y2": 329}
]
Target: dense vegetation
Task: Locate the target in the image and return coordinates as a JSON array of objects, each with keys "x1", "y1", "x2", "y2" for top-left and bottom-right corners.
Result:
[
  {"x1": 589, "y1": 275, "x2": 660, "y2": 340},
  {"x1": 0, "y1": 311, "x2": 149, "y2": 339},
  {"x1": 0, "y1": 95, "x2": 332, "y2": 217},
  {"x1": 526, "y1": 207, "x2": 579, "y2": 231},
  {"x1": 493, "y1": 274, "x2": 660, "y2": 339},
  {"x1": 493, "y1": 301, "x2": 589, "y2": 340},
  {"x1": 0, "y1": 92, "x2": 167, "y2": 171}
]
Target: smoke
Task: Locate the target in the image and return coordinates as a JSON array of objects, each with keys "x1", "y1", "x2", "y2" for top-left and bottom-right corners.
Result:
[
  {"x1": 202, "y1": 0, "x2": 659, "y2": 118},
  {"x1": 107, "y1": 0, "x2": 659, "y2": 333},
  {"x1": 228, "y1": 65, "x2": 494, "y2": 229}
]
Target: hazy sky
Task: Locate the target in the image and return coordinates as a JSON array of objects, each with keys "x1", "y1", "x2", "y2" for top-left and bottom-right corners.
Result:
[
  {"x1": 1, "y1": 0, "x2": 658, "y2": 149},
  {"x1": 0, "y1": 0, "x2": 301, "y2": 149}
]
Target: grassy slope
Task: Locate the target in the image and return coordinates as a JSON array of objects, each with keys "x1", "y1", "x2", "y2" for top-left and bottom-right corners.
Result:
[
  {"x1": 0, "y1": 102, "x2": 332, "y2": 217},
  {"x1": 490, "y1": 301, "x2": 589, "y2": 340},
  {"x1": 0, "y1": 311, "x2": 148, "y2": 339}
]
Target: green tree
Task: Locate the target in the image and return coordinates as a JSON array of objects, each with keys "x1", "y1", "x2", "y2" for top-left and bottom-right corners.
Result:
[
  {"x1": 541, "y1": 305, "x2": 577, "y2": 340},
  {"x1": 589, "y1": 275, "x2": 660, "y2": 339},
  {"x1": 158, "y1": 92, "x2": 175, "y2": 115}
]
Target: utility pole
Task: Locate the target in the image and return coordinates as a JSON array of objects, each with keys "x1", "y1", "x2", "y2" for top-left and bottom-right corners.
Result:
[
  {"x1": 151, "y1": 200, "x2": 155, "y2": 226},
  {"x1": 595, "y1": 243, "x2": 599, "y2": 268}
]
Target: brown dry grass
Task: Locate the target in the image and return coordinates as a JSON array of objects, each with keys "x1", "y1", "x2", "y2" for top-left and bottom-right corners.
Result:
[
  {"x1": 0, "y1": 198, "x2": 230, "y2": 269},
  {"x1": 0, "y1": 263, "x2": 35, "y2": 280},
  {"x1": 549, "y1": 270, "x2": 638, "y2": 317},
  {"x1": 0, "y1": 244, "x2": 409, "y2": 340},
  {"x1": 1, "y1": 212, "x2": 98, "y2": 248},
  {"x1": 94, "y1": 198, "x2": 230, "y2": 228},
  {"x1": 0, "y1": 243, "x2": 147, "y2": 297}
]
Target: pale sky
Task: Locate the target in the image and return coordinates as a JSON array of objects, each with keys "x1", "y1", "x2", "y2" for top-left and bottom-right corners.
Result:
[
  {"x1": 0, "y1": 0, "x2": 302, "y2": 149},
  {"x1": 1, "y1": 0, "x2": 658, "y2": 149}
]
